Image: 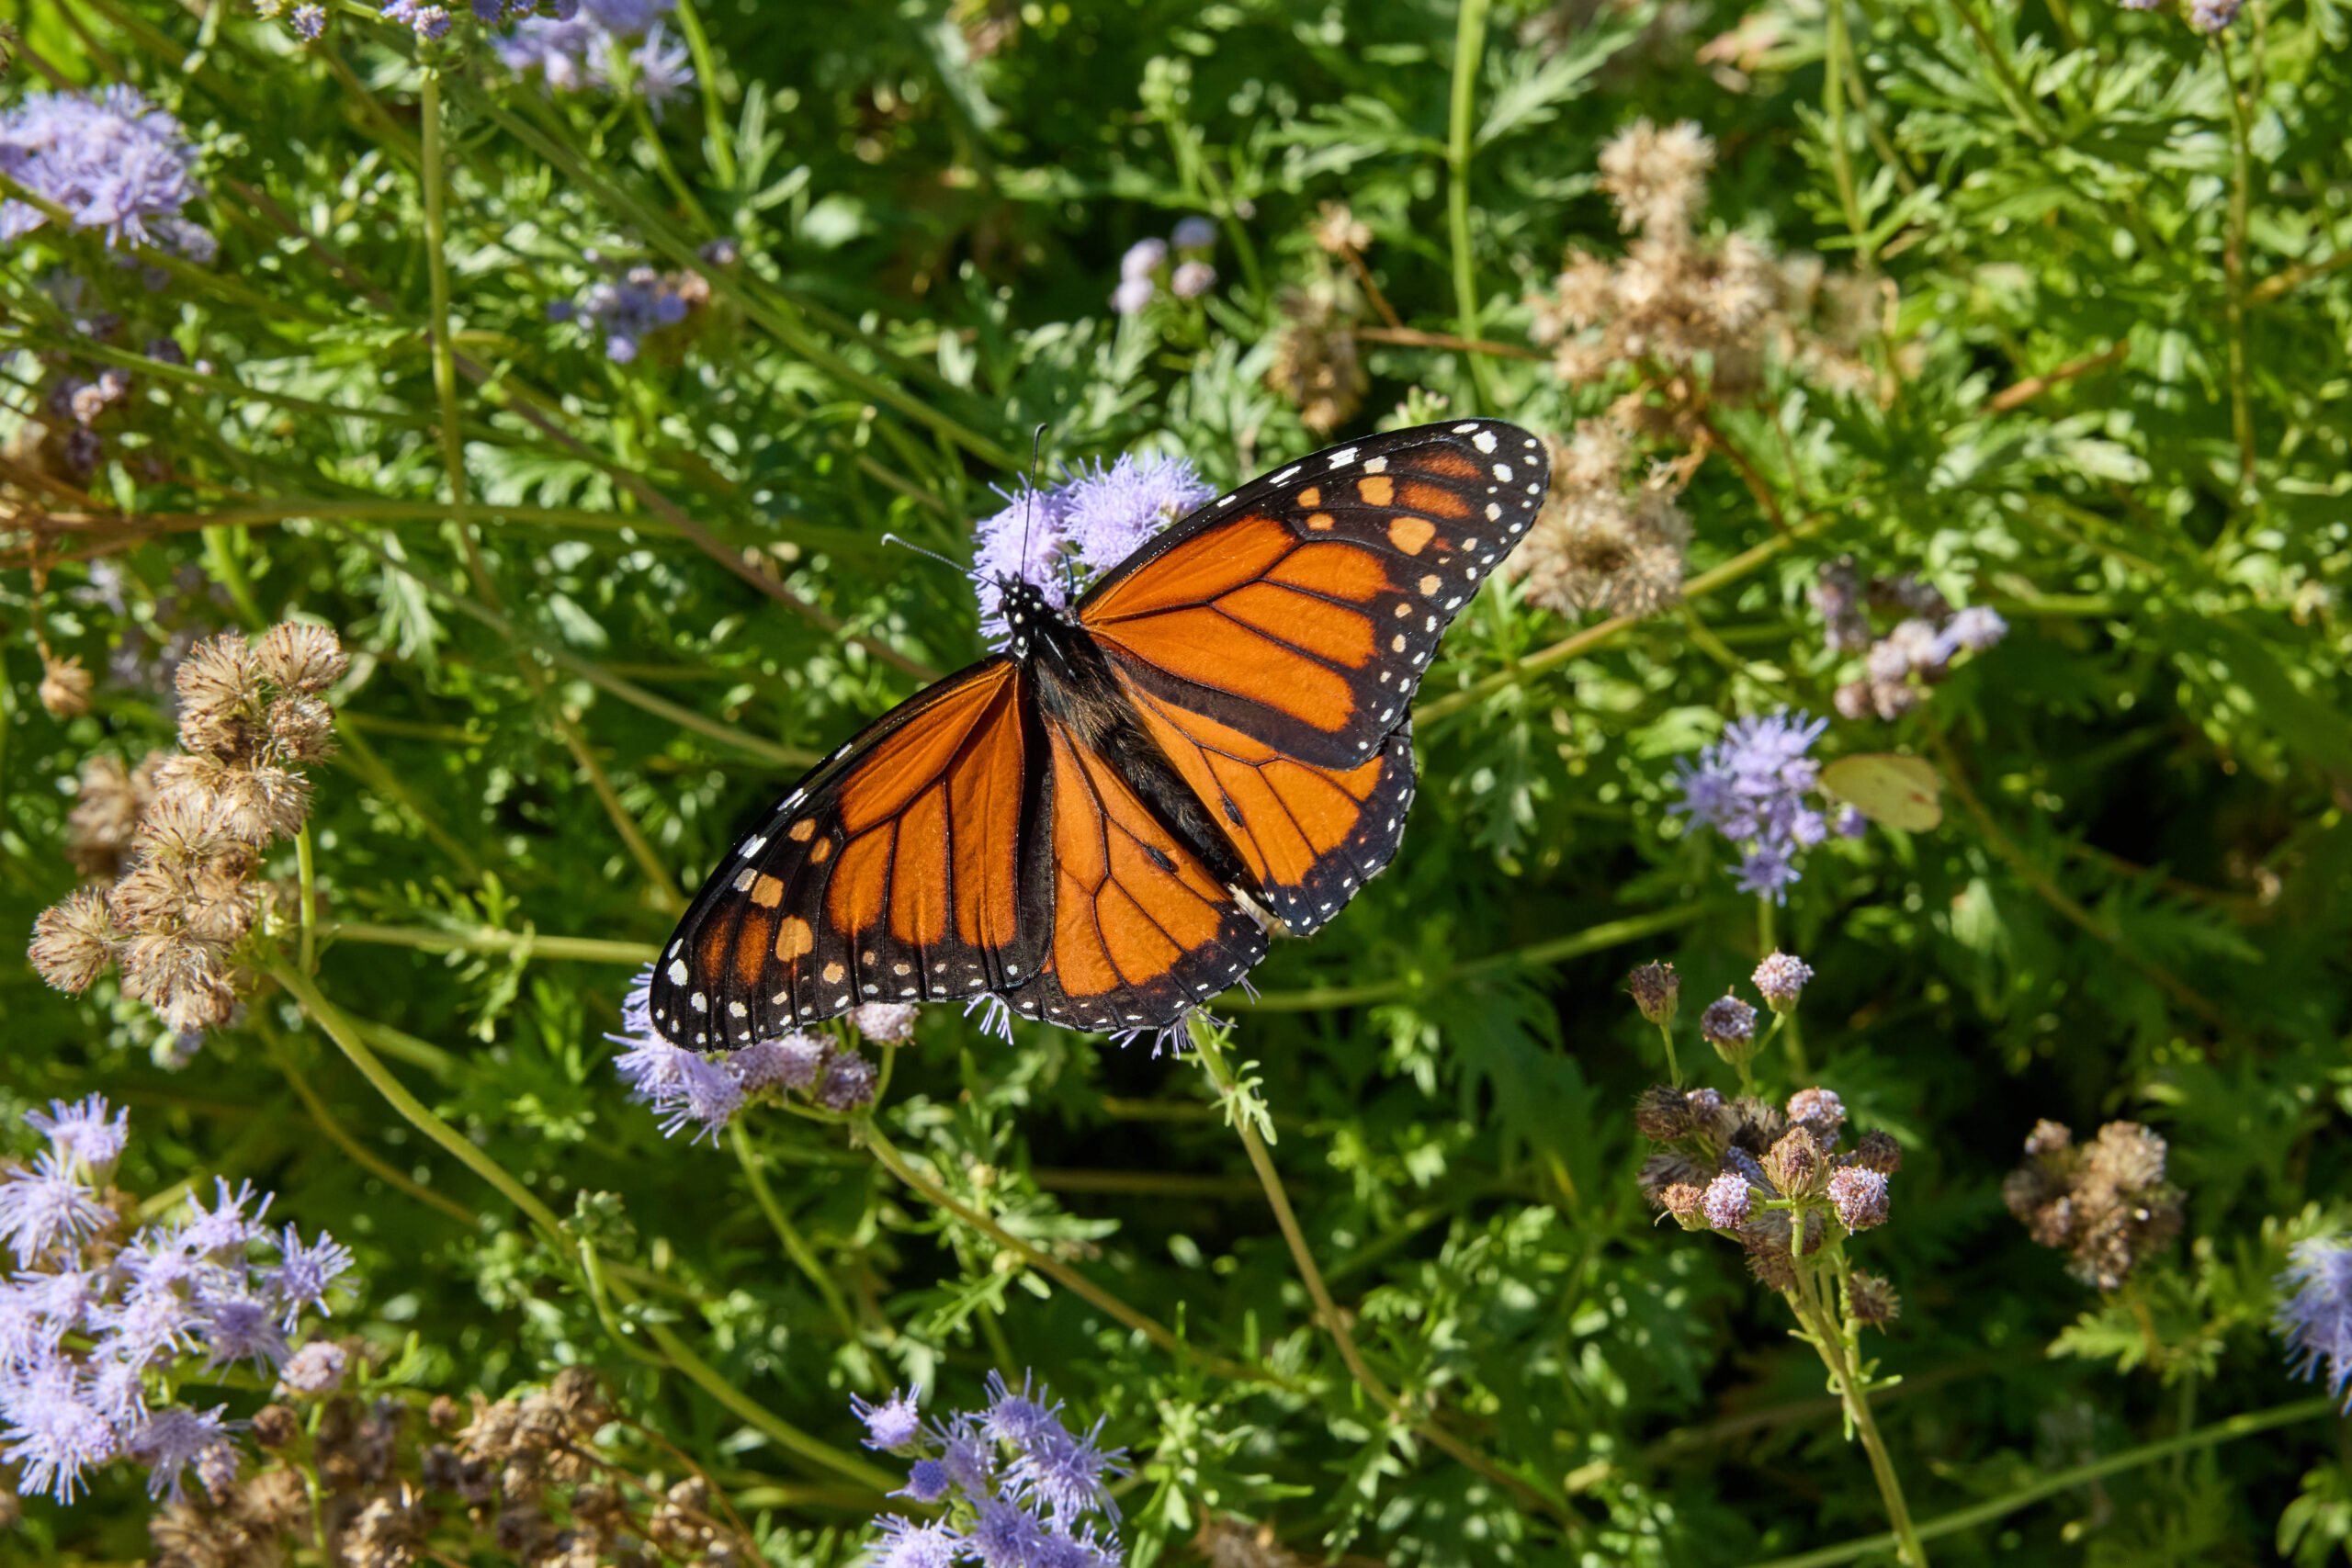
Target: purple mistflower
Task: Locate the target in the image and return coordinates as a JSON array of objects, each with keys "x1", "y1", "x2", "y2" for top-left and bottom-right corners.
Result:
[
  {"x1": 873, "y1": 1515, "x2": 963, "y2": 1568},
  {"x1": 2187, "y1": 0, "x2": 2242, "y2": 27},
  {"x1": 0, "y1": 1283, "x2": 55, "y2": 1367},
  {"x1": 291, "y1": 4, "x2": 327, "y2": 37},
  {"x1": 263, "y1": 1224, "x2": 356, "y2": 1326},
  {"x1": 0, "y1": 1153, "x2": 112, "y2": 1267},
  {"x1": 1170, "y1": 259, "x2": 1216, "y2": 299},
  {"x1": 277, "y1": 1338, "x2": 349, "y2": 1394},
  {"x1": 2278, "y1": 1238, "x2": 2352, "y2": 1409},
  {"x1": 130, "y1": 1404, "x2": 237, "y2": 1502},
  {"x1": 622, "y1": 25, "x2": 696, "y2": 118},
  {"x1": 1011, "y1": 1412, "x2": 1127, "y2": 1523},
  {"x1": 89, "y1": 1354, "x2": 148, "y2": 1426},
  {"x1": 1787, "y1": 1087, "x2": 1846, "y2": 1132},
  {"x1": 89, "y1": 1281, "x2": 199, "y2": 1368},
  {"x1": 1699, "y1": 995, "x2": 1757, "y2": 1047},
  {"x1": 850, "y1": 1003, "x2": 922, "y2": 1046},
  {"x1": 28, "y1": 1096, "x2": 130, "y2": 1171},
  {"x1": 937, "y1": 1413, "x2": 997, "y2": 1494},
  {"x1": 1752, "y1": 952, "x2": 1814, "y2": 1011},
  {"x1": 497, "y1": 17, "x2": 602, "y2": 89},
  {"x1": 854, "y1": 1387, "x2": 923, "y2": 1450},
  {"x1": 1935, "y1": 604, "x2": 2008, "y2": 660},
  {"x1": 726, "y1": 1033, "x2": 824, "y2": 1094},
  {"x1": 1061, "y1": 451, "x2": 1211, "y2": 575},
  {"x1": 198, "y1": 1289, "x2": 290, "y2": 1372},
  {"x1": 0, "y1": 88, "x2": 213, "y2": 258},
  {"x1": 1670, "y1": 709, "x2": 1842, "y2": 903},
  {"x1": 178, "y1": 1177, "x2": 271, "y2": 1258},
  {"x1": 1701, "y1": 1172, "x2": 1753, "y2": 1230},
  {"x1": 971, "y1": 481, "x2": 1077, "y2": 640},
  {"x1": 1118, "y1": 238, "x2": 1168, "y2": 280},
  {"x1": 1111, "y1": 275, "x2": 1156, "y2": 315},
  {"x1": 898, "y1": 1457, "x2": 952, "y2": 1503},
  {"x1": 982, "y1": 1370, "x2": 1065, "y2": 1451},
  {"x1": 1170, "y1": 217, "x2": 1217, "y2": 252},
  {"x1": 967, "y1": 1495, "x2": 1057, "y2": 1568},
  {"x1": 818, "y1": 1050, "x2": 878, "y2": 1111},
  {"x1": 0, "y1": 1355, "x2": 119, "y2": 1502},
  {"x1": 17, "y1": 1269, "x2": 94, "y2": 1340},
  {"x1": 1827, "y1": 1167, "x2": 1889, "y2": 1231}
]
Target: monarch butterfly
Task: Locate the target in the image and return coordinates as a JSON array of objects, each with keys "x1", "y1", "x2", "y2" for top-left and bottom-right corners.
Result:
[{"x1": 645, "y1": 420, "x2": 1551, "y2": 1047}]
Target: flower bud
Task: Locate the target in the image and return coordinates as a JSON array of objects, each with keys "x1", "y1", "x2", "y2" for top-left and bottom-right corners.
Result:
[
  {"x1": 1628, "y1": 961, "x2": 1679, "y2": 1027},
  {"x1": 1700, "y1": 995, "x2": 1758, "y2": 1071},
  {"x1": 1849, "y1": 1129, "x2": 1903, "y2": 1174},
  {"x1": 1763, "y1": 1127, "x2": 1825, "y2": 1197},
  {"x1": 1848, "y1": 1271, "x2": 1901, "y2": 1325},
  {"x1": 1752, "y1": 952, "x2": 1813, "y2": 1013},
  {"x1": 1827, "y1": 1167, "x2": 1890, "y2": 1231},
  {"x1": 1787, "y1": 1087, "x2": 1846, "y2": 1135},
  {"x1": 1660, "y1": 1183, "x2": 1709, "y2": 1230}
]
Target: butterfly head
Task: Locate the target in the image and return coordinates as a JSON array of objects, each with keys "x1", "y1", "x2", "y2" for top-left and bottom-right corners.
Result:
[{"x1": 993, "y1": 573, "x2": 1062, "y2": 662}]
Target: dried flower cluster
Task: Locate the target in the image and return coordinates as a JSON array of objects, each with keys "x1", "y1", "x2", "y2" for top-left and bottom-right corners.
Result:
[
  {"x1": 150, "y1": 1364, "x2": 757, "y2": 1568},
  {"x1": 1815, "y1": 558, "x2": 2010, "y2": 720},
  {"x1": 1639, "y1": 1082, "x2": 1902, "y2": 1299},
  {"x1": 2002, "y1": 1119, "x2": 2184, "y2": 1290},
  {"x1": 1502, "y1": 414, "x2": 1692, "y2": 619},
  {"x1": 28, "y1": 623, "x2": 348, "y2": 1035},
  {"x1": 1264, "y1": 272, "x2": 1369, "y2": 435},
  {"x1": 608, "y1": 967, "x2": 903, "y2": 1141},
  {"x1": 855, "y1": 1373, "x2": 1127, "y2": 1568},
  {"x1": 0, "y1": 1097, "x2": 354, "y2": 1506}
]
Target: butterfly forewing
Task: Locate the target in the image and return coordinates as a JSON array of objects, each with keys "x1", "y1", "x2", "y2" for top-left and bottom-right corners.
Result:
[
  {"x1": 647, "y1": 660, "x2": 1043, "y2": 1046},
  {"x1": 1074, "y1": 418, "x2": 1545, "y2": 932}
]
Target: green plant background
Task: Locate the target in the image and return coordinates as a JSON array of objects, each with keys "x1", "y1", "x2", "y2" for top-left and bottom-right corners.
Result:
[{"x1": 3, "y1": 0, "x2": 2350, "y2": 1562}]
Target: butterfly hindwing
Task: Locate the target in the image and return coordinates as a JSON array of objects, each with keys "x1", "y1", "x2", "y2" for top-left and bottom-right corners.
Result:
[
  {"x1": 648, "y1": 660, "x2": 1043, "y2": 1046},
  {"x1": 1008, "y1": 715, "x2": 1269, "y2": 1032}
]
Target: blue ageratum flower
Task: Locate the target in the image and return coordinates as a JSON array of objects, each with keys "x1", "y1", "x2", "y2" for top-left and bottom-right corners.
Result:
[
  {"x1": 0, "y1": 87, "x2": 215, "y2": 259},
  {"x1": 968, "y1": 448, "x2": 1212, "y2": 646},
  {"x1": 2278, "y1": 1237, "x2": 2352, "y2": 1409},
  {"x1": 1670, "y1": 708, "x2": 1864, "y2": 901},
  {"x1": 854, "y1": 1374, "x2": 1128, "y2": 1568},
  {"x1": 605, "y1": 964, "x2": 880, "y2": 1143},
  {"x1": 496, "y1": 0, "x2": 696, "y2": 116}
]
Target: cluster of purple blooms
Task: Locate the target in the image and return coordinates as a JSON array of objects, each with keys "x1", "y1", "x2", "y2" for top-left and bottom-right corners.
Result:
[
  {"x1": 970, "y1": 450, "x2": 1213, "y2": 646},
  {"x1": 2117, "y1": 0, "x2": 2242, "y2": 30},
  {"x1": 547, "y1": 264, "x2": 700, "y2": 363},
  {"x1": 1111, "y1": 217, "x2": 1217, "y2": 315},
  {"x1": 495, "y1": 0, "x2": 696, "y2": 117},
  {"x1": 2277, "y1": 1237, "x2": 2352, "y2": 1409},
  {"x1": 1670, "y1": 709, "x2": 1863, "y2": 901},
  {"x1": 0, "y1": 1097, "x2": 355, "y2": 1504},
  {"x1": 0, "y1": 88, "x2": 216, "y2": 260},
  {"x1": 854, "y1": 1374, "x2": 1126, "y2": 1568},
  {"x1": 608, "y1": 965, "x2": 910, "y2": 1142}
]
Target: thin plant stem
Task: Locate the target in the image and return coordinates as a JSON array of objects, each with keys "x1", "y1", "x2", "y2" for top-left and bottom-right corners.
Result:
[
  {"x1": 327, "y1": 920, "x2": 658, "y2": 965},
  {"x1": 1184, "y1": 1017, "x2": 1586, "y2": 1536},
  {"x1": 1824, "y1": 0, "x2": 1869, "y2": 259},
  {"x1": 672, "y1": 0, "x2": 738, "y2": 188},
  {"x1": 2216, "y1": 33, "x2": 2257, "y2": 496},
  {"x1": 1445, "y1": 0, "x2": 1498, "y2": 409},
  {"x1": 295, "y1": 826, "x2": 319, "y2": 975},
  {"x1": 268, "y1": 963, "x2": 895, "y2": 1492},
  {"x1": 1655, "y1": 1021, "x2": 1683, "y2": 1088},
  {"x1": 1784, "y1": 1273, "x2": 1929, "y2": 1566},
  {"x1": 730, "y1": 1121, "x2": 860, "y2": 1342},
  {"x1": 1758, "y1": 897, "x2": 1808, "y2": 1077},
  {"x1": 1748, "y1": 1398, "x2": 2333, "y2": 1568}
]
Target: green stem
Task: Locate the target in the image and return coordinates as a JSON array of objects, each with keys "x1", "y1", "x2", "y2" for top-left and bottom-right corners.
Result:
[
  {"x1": 1748, "y1": 1399, "x2": 2334, "y2": 1568},
  {"x1": 672, "y1": 0, "x2": 738, "y2": 188},
  {"x1": 1186, "y1": 1017, "x2": 1584, "y2": 1536},
  {"x1": 295, "y1": 826, "x2": 319, "y2": 976},
  {"x1": 420, "y1": 72, "x2": 470, "y2": 516},
  {"x1": 730, "y1": 1121, "x2": 861, "y2": 1342},
  {"x1": 2216, "y1": 33, "x2": 2257, "y2": 498},
  {"x1": 1654, "y1": 1021, "x2": 1683, "y2": 1089},
  {"x1": 1445, "y1": 0, "x2": 1497, "y2": 409},
  {"x1": 327, "y1": 920, "x2": 657, "y2": 966},
  {"x1": 201, "y1": 525, "x2": 265, "y2": 629},
  {"x1": 1824, "y1": 0, "x2": 1869, "y2": 259},
  {"x1": 1785, "y1": 1272, "x2": 1929, "y2": 1565}
]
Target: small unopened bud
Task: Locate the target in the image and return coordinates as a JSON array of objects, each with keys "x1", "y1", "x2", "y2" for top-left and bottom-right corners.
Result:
[
  {"x1": 1700, "y1": 995, "x2": 1757, "y2": 1059},
  {"x1": 1628, "y1": 961, "x2": 1679, "y2": 1027},
  {"x1": 1660, "y1": 1183, "x2": 1709, "y2": 1230},
  {"x1": 1702, "y1": 1171, "x2": 1754, "y2": 1230},
  {"x1": 1850, "y1": 1129, "x2": 1903, "y2": 1174},
  {"x1": 1848, "y1": 1271, "x2": 1901, "y2": 1325},
  {"x1": 1763, "y1": 1128, "x2": 1825, "y2": 1197},
  {"x1": 1752, "y1": 952, "x2": 1813, "y2": 1012},
  {"x1": 1633, "y1": 1084, "x2": 1693, "y2": 1143},
  {"x1": 1827, "y1": 1167, "x2": 1890, "y2": 1231}
]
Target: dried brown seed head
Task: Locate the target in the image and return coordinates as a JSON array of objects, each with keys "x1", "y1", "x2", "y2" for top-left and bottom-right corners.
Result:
[
  {"x1": 28, "y1": 886, "x2": 119, "y2": 993},
  {"x1": 39, "y1": 652, "x2": 93, "y2": 717},
  {"x1": 254, "y1": 622, "x2": 349, "y2": 694}
]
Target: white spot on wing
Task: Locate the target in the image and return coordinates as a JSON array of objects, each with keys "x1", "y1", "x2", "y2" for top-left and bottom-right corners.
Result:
[
  {"x1": 1363, "y1": 456, "x2": 1388, "y2": 474},
  {"x1": 741, "y1": 836, "x2": 766, "y2": 857},
  {"x1": 1472, "y1": 431, "x2": 1497, "y2": 454},
  {"x1": 1492, "y1": 463, "x2": 1513, "y2": 481},
  {"x1": 667, "y1": 959, "x2": 688, "y2": 985},
  {"x1": 1452, "y1": 422, "x2": 1477, "y2": 434},
  {"x1": 1328, "y1": 447, "x2": 1358, "y2": 468}
]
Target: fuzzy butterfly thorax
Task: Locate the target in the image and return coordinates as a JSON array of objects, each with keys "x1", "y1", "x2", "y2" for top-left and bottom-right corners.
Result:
[{"x1": 649, "y1": 420, "x2": 1551, "y2": 1048}]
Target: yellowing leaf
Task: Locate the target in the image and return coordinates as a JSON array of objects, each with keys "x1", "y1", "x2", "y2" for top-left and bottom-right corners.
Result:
[{"x1": 1819, "y1": 753, "x2": 1943, "y2": 832}]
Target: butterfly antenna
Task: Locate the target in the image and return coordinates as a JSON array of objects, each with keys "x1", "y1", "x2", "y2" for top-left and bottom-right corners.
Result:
[
  {"x1": 879, "y1": 533, "x2": 963, "y2": 571},
  {"x1": 1016, "y1": 422, "x2": 1049, "y2": 574}
]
